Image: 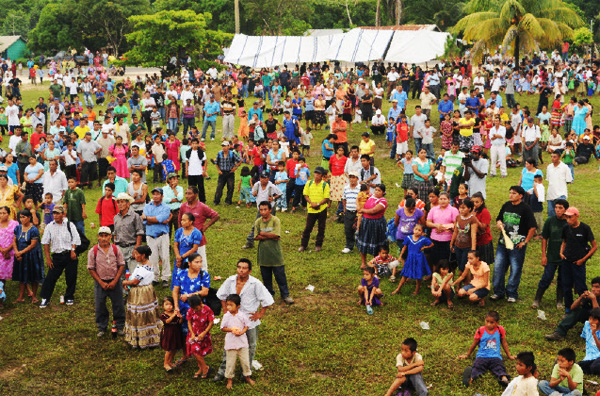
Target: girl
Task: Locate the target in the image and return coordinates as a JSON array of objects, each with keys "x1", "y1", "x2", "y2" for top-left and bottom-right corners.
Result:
[
  {"x1": 451, "y1": 250, "x2": 490, "y2": 306},
  {"x1": 237, "y1": 166, "x2": 255, "y2": 208},
  {"x1": 12, "y1": 209, "x2": 44, "y2": 304},
  {"x1": 392, "y1": 224, "x2": 433, "y2": 296},
  {"x1": 453, "y1": 183, "x2": 468, "y2": 208},
  {"x1": 450, "y1": 198, "x2": 478, "y2": 274},
  {"x1": 472, "y1": 192, "x2": 494, "y2": 266},
  {"x1": 160, "y1": 296, "x2": 184, "y2": 372},
  {"x1": 440, "y1": 113, "x2": 453, "y2": 151},
  {"x1": 186, "y1": 294, "x2": 214, "y2": 378},
  {"x1": 122, "y1": 245, "x2": 162, "y2": 349},
  {"x1": 398, "y1": 150, "x2": 414, "y2": 197},
  {"x1": 357, "y1": 267, "x2": 382, "y2": 314},
  {"x1": 431, "y1": 259, "x2": 454, "y2": 309},
  {"x1": 501, "y1": 351, "x2": 538, "y2": 396}
]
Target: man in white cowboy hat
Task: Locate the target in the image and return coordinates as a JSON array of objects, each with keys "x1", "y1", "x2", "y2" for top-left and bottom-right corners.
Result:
[{"x1": 113, "y1": 192, "x2": 144, "y2": 272}]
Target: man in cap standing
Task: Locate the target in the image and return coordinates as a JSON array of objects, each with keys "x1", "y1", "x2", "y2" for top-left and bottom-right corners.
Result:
[
  {"x1": 298, "y1": 166, "x2": 330, "y2": 252},
  {"x1": 113, "y1": 193, "x2": 144, "y2": 272},
  {"x1": 214, "y1": 141, "x2": 241, "y2": 206},
  {"x1": 142, "y1": 187, "x2": 171, "y2": 287}
]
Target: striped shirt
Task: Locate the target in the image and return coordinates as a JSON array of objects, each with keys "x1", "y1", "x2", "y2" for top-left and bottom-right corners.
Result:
[
  {"x1": 442, "y1": 151, "x2": 465, "y2": 182},
  {"x1": 41, "y1": 219, "x2": 82, "y2": 253},
  {"x1": 342, "y1": 184, "x2": 361, "y2": 211}
]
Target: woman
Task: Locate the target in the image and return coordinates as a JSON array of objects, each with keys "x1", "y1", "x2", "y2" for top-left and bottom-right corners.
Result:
[
  {"x1": 12, "y1": 210, "x2": 44, "y2": 303},
  {"x1": 321, "y1": 134, "x2": 335, "y2": 168},
  {"x1": 314, "y1": 93, "x2": 326, "y2": 130},
  {"x1": 0, "y1": 206, "x2": 18, "y2": 281},
  {"x1": 20, "y1": 108, "x2": 33, "y2": 135},
  {"x1": 547, "y1": 129, "x2": 564, "y2": 153},
  {"x1": 356, "y1": 184, "x2": 388, "y2": 268},
  {"x1": 394, "y1": 196, "x2": 425, "y2": 260},
  {"x1": 266, "y1": 140, "x2": 287, "y2": 181},
  {"x1": 425, "y1": 192, "x2": 458, "y2": 271},
  {"x1": 41, "y1": 140, "x2": 61, "y2": 172},
  {"x1": 328, "y1": 146, "x2": 348, "y2": 209},
  {"x1": 360, "y1": 88, "x2": 373, "y2": 128},
  {"x1": 109, "y1": 135, "x2": 130, "y2": 178},
  {"x1": 24, "y1": 156, "x2": 44, "y2": 205},
  {"x1": 424, "y1": 189, "x2": 440, "y2": 218},
  {"x1": 166, "y1": 96, "x2": 180, "y2": 133},
  {"x1": 584, "y1": 98, "x2": 593, "y2": 131},
  {"x1": 164, "y1": 131, "x2": 181, "y2": 172},
  {"x1": 122, "y1": 245, "x2": 162, "y2": 349},
  {"x1": 519, "y1": 158, "x2": 543, "y2": 193},
  {"x1": 412, "y1": 148, "x2": 434, "y2": 205},
  {"x1": 563, "y1": 96, "x2": 576, "y2": 133},
  {"x1": 373, "y1": 82, "x2": 384, "y2": 110},
  {"x1": 550, "y1": 95, "x2": 563, "y2": 130},
  {"x1": 0, "y1": 175, "x2": 22, "y2": 219},
  {"x1": 571, "y1": 100, "x2": 588, "y2": 137},
  {"x1": 172, "y1": 253, "x2": 210, "y2": 362},
  {"x1": 4, "y1": 154, "x2": 19, "y2": 185},
  {"x1": 172, "y1": 213, "x2": 203, "y2": 286},
  {"x1": 359, "y1": 132, "x2": 376, "y2": 166},
  {"x1": 472, "y1": 192, "x2": 494, "y2": 265}
]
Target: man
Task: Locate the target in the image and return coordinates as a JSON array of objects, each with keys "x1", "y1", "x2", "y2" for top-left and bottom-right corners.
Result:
[
  {"x1": 32, "y1": 106, "x2": 46, "y2": 132},
  {"x1": 386, "y1": 67, "x2": 399, "y2": 99},
  {"x1": 214, "y1": 141, "x2": 242, "y2": 206},
  {"x1": 574, "y1": 135, "x2": 598, "y2": 165},
  {"x1": 77, "y1": 132, "x2": 102, "y2": 189},
  {"x1": 103, "y1": 166, "x2": 128, "y2": 196},
  {"x1": 247, "y1": 101, "x2": 263, "y2": 122},
  {"x1": 15, "y1": 131, "x2": 32, "y2": 178},
  {"x1": 242, "y1": 171, "x2": 282, "y2": 249},
  {"x1": 299, "y1": 166, "x2": 330, "y2": 252},
  {"x1": 437, "y1": 93, "x2": 453, "y2": 121},
  {"x1": 537, "y1": 81, "x2": 552, "y2": 115},
  {"x1": 344, "y1": 145, "x2": 362, "y2": 177},
  {"x1": 127, "y1": 145, "x2": 148, "y2": 183},
  {"x1": 486, "y1": 91, "x2": 503, "y2": 108},
  {"x1": 97, "y1": 125, "x2": 115, "y2": 185},
  {"x1": 370, "y1": 109, "x2": 386, "y2": 136},
  {"x1": 75, "y1": 116, "x2": 90, "y2": 140},
  {"x1": 532, "y1": 199, "x2": 569, "y2": 310},
  {"x1": 254, "y1": 200, "x2": 294, "y2": 304},
  {"x1": 491, "y1": 186, "x2": 537, "y2": 303},
  {"x1": 473, "y1": 71, "x2": 485, "y2": 92},
  {"x1": 409, "y1": 106, "x2": 428, "y2": 154},
  {"x1": 341, "y1": 170, "x2": 361, "y2": 254},
  {"x1": 178, "y1": 186, "x2": 220, "y2": 270},
  {"x1": 113, "y1": 193, "x2": 144, "y2": 272},
  {"x1": 202, "y1": 95, "x2": 220, "y2": 141},
  {"x1": 87, "y1": 226, "x2": 126, "y2": 338},
  {"x1": 213, "y1": 258, "x2": 274, "y2": 382},
  {"x1": 129, "y1": 115, "x2": 145, "y2": 139},
  {"x1": 39, "y1": 206, "x2": 82, "y2": 308},
  {"x1": 489, "y1": 117, "x2": 507, "y2": 177},
  {"x1": 419, "y1": 86, "x2": 436, "y2": 120},
  {"x1": 521, "y1": 117, "x2": 540, "y2": 162},
  {"x1": 221, "y1": 93, "x2": 236, "y2": 141},
  {"x1": 426, "y1": 69, "x2": 441, "y2": 98},
  {"x1": 42, "y1": 159, "x2": 68, "y2": 204},
  {"x1": 463, "y1": 146, "x2": 489, "y2": 199},
  {"x1": 546, "y1": 151, "x2": 573, "y2": 217},
  {"x1": 505, "y1": 72, "x2": 516, "y2": 109},
  {"x1": 331, "y1": 113, "x2": 348, "y2": 155},
  {"x1": 441, "y1": 140, "x2": 464, "y2": 187},
  {"x1": 390, "y1": 86, "x2": 408, "y2": 112},
  {"x1": 142, "y1": 187, "x2": 171, "y2": 287}
]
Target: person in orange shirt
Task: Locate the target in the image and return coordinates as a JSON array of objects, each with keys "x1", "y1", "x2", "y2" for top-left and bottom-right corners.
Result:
[
  {"x1": 85, "y1": 105, "x2": 97, "y2": 128},
  {"x1": 331, "y1": 113, "x2": 348, "y2": 155}
]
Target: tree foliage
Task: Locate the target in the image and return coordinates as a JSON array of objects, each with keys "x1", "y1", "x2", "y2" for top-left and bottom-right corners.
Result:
[{"x1": 573, "y1": 26, "x2": 593, "y2": 46}]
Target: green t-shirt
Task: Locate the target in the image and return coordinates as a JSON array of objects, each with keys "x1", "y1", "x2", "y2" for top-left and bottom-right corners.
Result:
[
  {"x1": 562, "y1": 149, "x2": 574, "y2": 165},
  {"x1": 551, "y1": 363, "x2": 583, "y2": 393},
  {"x1": 49, "y1": 84, "x2": 62, "y2": 98},
  {"x1": 449, "y1": 165, "x2": 465, "y2": 199},
  {"x1": 241, "y1": 175, "x2": 252, "y2": 189},
  {"x1": 542, "y1": 216, "x2": 568, "y2": 264},
  {"x1": 64, "y1": 188, "x2": 86, "y2": 221},
  {"x1": 114, "y1": 105, "x2": 129, "y2": 122},
  {"x1": 129, "y1": 123, "x2": 146, "y2": 134},
  {"x1": 254, "y1": 215, "x2": 283, "y2": 267}
]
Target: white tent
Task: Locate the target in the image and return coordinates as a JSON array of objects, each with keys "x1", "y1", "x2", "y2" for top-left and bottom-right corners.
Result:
[
  {"x1": 384, "y1": 31, "x2": 450, "y2": 64},
  {"x1": 326, "y1": 28, "x2": 394, "y2": 62}
]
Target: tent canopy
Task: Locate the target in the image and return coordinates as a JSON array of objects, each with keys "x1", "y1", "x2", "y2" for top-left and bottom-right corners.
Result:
[{"x1": 384, "y1": 31, "x2": 450, "y2": 64}]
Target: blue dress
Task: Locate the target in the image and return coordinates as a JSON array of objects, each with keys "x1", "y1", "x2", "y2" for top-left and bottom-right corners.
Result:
[
  {"x1": 400, "y1": 235, "x2": 432, "y2": 279},
  {"x1": 172, "y1": 268, "x2": 210, "y2": 334},
  {"x1": 171, "y1": 227, "x2": 203, "y2": 288},
  {"x1": 572, "y1": 106, "x2": 588, "y2": 136},
  {"x1": 11, "y1": 225, "x2": 44, "y2": 284}
]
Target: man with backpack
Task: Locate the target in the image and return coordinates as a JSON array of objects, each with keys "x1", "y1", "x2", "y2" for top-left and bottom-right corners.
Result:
[
  {"x1": 87, "y1": 226, "x2": 126, "y2": 338},
  {"x1": 213, "y1": 141, "x2": 241, "y2": 206},
  {"x1": 282, "y1": 111, "x2": 300, "y2": 147},
  {"x1": 242, "y1": 171, "x2": 282, "y2": 250},
  {"x1": 298, "y1": 166, "x2": 330, "y2": 252}
]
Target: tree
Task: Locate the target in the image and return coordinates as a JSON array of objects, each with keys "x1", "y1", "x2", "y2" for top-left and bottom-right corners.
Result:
[
  {"x1": 154, "y1": 0, "x2": 236, "y2": 33},
  {"x1": 123, "y1": 10, "x2": 232, "y2": 69},
  {"x1": 28, "y1": 2, "x2": 82, "y2": 53},
  {"x1": 244, "y1": 0, "x2": 312, "y2": 35},
  {"x1": 404, "y1": 0, "x2": 466, "y2": 31},
  {"x1": 454, "y1": 0, "x2": 584, "y2": 68}
]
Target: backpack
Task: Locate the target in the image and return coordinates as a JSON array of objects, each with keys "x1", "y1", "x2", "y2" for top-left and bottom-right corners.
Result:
[
  {"x1": 99, "y1": 196, "x2": 117, "y2": 212},
  {"x1": 360, "y1": 166, "x2": 375, "y2": 182},
  {"x1": 92, "y1": 244, "x2": 119, "y2": 259},
  {"x1": 308, "y1": 180, "x2": 327, "y2": 192},
  {"x1": 66, "y1": 221, "x2": 91, "y2": 255}
]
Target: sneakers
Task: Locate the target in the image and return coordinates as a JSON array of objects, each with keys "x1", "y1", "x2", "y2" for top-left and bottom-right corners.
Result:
[
  {"x1": 507, "y1": 297, "x2": 517, "y2": 303},
  {"x1": 241, "y1": 244, "x2": 253, "y2": 249},
  {"x1": 389, "y1": 275, "x2": 396, "y2": 283},
  {"x1": 281, "y1": 208, "x2": 287, "y2": 212},
  {"x1": 65, "y1": 299, "x2": 74, "y2": 306},
  {"x1": 489, "y1": 294, "x2": 501, "y2": 301},
  {"x1": 276, "y1": 207, "x2": 281, "y2": 212},
  {"x1": 39, "y1": 299, "x2": 49, "y2": 308},
  {"x1": 341, "y1": 248, "x2": 352, "y2": 254},
  {"x1": 545, "y1": 331, "x2": 565, "y2": 341},
  {"x1": 283, "y1": 296, "x2": 295, "y2": 305},
  {"x1": 531, "y1": 299, "x2": 540, "y2": 309},
  {"x1": 97, "y1": 330, "x2": 106, "y2": 338},
  {"x1": 298, "y1": 246, "x2": 305, "y2": 252}
]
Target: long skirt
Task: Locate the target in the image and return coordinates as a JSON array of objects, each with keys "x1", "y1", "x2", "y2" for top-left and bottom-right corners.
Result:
[
  {"x1": 356, "y1": 217, "x2": 387, "y2": 256},
  {"x1": 329, "y1": 174, "x2": 347, "y2": 201},
  {"x1": 124, "y1": 284, "x2": 162, "y2": 349},
  {"x1": 413, "y1": 179, "x2": 432, "y2": 205}
]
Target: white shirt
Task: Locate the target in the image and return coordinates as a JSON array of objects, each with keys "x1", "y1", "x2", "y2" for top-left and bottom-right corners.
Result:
[
  {"x1": 42, "y1": 169, "x2": 68, "y2": 204},
  {"x1": 101, "y1": 122, "x2": 115, "y2": 136},
  {"x1": 207, "y1": 67, "x2": 218, "y2": 80},
  {"x1": 522, "y1": 124, "x2": 541, "y2": 142},
  {"x1": 8, "y1": 135, "x2": 20, "y2": 154},
  {"x1": 344, "y1": 157, "x2": 362, "y2": 176},
  {"x1": 62, "y1": 148, "x2": 78, "y2": 166},
  {"x1": 489, "y1": 126, "x2": 507, "y2": 146},
  {"x1": 371, "y1": 114, "x2": 385, "y2": 126},
  {"x1": 216, "y1": 275, "x2": 274, "y2": 329},
  {"x1": 180, "y1": 89, "x2": 194, "y2": 104},
  {"x1": 115, "y1": 123, "x2": 129, "y2": 143},
  {"x1": 410, "y1": 114, "x2": 428, "y2": 138},
  {"x1": 6, "y1": 105, "x2": 19, "y2": 125},
  {"x1": 473, "y1": 76, "x2": 485, "y2": 88},
  {"x1": 41, "y1": 219, "x2": 82, "y2": 253},
  {"x1": 546, "y1": 161, "x2": 573, "y2": 200},
  {"x1": 387, "y1": 71, "x2": 399, "y2": 82}
]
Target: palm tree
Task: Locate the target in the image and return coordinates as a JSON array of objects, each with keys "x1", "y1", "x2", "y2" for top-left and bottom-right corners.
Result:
[{"x1": 454, "y1": 0, "x2": 583, "y2": 68}]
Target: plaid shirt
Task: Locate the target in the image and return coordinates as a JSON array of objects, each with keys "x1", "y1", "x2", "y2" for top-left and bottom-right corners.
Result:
[{"x1": 216, "y1": 150, "x2": 241, "y2": 172}]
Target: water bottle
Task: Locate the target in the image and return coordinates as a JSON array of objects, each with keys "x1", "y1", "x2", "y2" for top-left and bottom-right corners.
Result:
[
  {"x1": 111, "y1": 321, "x2": 118, "y2": 339},
  {"x1": 60, "y1": 295, "x2": 65, "y2": 305}
]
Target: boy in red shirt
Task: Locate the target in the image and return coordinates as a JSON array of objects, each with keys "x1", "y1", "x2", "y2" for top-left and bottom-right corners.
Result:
[
  {"x1": 285, "y1": 149, "x2": 300, "y2": 207},
  {"x1": 95, "y1": 182, "x2": 118, "y2": 232},
  {"x1": 250, "y1": 138, "x2": 266, "y2": 173},
  {"x1": 395, "y1": 114, "x2": 410, "y2": 160}
]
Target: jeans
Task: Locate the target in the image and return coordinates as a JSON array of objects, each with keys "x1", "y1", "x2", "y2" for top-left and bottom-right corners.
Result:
[
  {"x1": 84, "y1": 92, "x2": 93, "y2": 107},
  {"x1": 537, "y1": 261, "x2": 562, "y2": 297},
  {"x1": 94, "y1": 278, "x2": 125, "y2": 331},
  {"x1": 40, "y1": 252, "x2": 79, "y2": 301},
  {"x1": 72, "y1": 220, "x2": 86, "y2": 237},
  {"x1": 578, "y1": 358, "x2": 600, "y2": 375},
  {"x1": 561, "y1": 260, "x2": 588, "y2": 312},
  {"x1": 217, "y1": 326, "x2": 258, "y2": 376},
  {"x1": 454, "y1": 246, "x2": 470, "y2": 272},
  {"x1": 300, "y1": 210, "x2": 327, "y2": 248},
  {"x1": 168, "y1": 117, "x2": 178, "y2": 133},
  {"x1": 492, "y1": 243, "x2": 527, "y2": 299},
  {"x1": 182, "y1": 117, "x2": 195, "y2": 136},
  {"x1": 547, "y1": 195, "x2": 566, "y2": 217},
  {"x1": 214, "y1": 171, "x2": 235, "y2": 205},
  {"x1": 202, "y1": 119, "x2": 216, "y2": 139},
  {"x1": 291, "y1": 184, "x2": 306, "y2": 208},
  {"x1": 414, "y1": 137, "x2": 422, "y2": 154},
  {"x1": 538, "y1": 380, "x2": 581, "y2": 396},
  {"x1": 263, "y1": 86, "x2": 271, "y2": 101},
  {"x1": 567, "y1": 163, "x2": 574, "y2": 179},
  {"x1": 506, "y1": 93, "x2": 515, "y2": 109},
  {"x1": 343, "y1": 210, "x2": 357, "y2": 250},
  {"x1": 422, "y1": 142, "x2": 434, "y2": 161},
  {"x1": 260, "y1": 265, "x2": 290, "y2": 298},
  {"x1": 158, "y1": 107, "x2": 166, "y2": 122}
]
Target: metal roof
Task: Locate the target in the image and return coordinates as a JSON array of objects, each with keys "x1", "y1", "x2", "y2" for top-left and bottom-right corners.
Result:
[
  {"x1": 360, "y1": 25, "x2": 440, "y2": 32},
  {"x1": 0, "y1": 36, "x2": 25, "y2": 52}
]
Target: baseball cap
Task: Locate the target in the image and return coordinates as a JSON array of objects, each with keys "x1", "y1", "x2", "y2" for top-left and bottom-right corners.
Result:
[
  {"x1": 471, "y1": 145, "x2": 482, "y2": 153},
  {"x1": 565, "y1": 207, "x2": 579, "y2": 217},
  {"x1": 314, "y1": 166, "x2": 327, "y2": 175},
  {"x1": 98, "y1": 226, "x2": 112, "y2": 235},
  {"x1": 348, "y1": 170, "x2": 360, "y2": 178},
  {"x1": 260, "y1": 171, "x2": 269, "y2": 178},
  {"x1": 584, "y1": 135, "x2": 591, "y2": 140},
  {"x1": 391, "y1": 99, "x2": 398, "y2": 103},
  {"x1": 151, "y1": 187, "x2": 163, "y2": 195},
  {"x1": 376, "y1": 109, "x2": 382, "y2": 115},
  {"x1": 221, "y1": 141, "x2": 230, "y2": 146},
  {"x1": 167, "y1": 172, "x2": 179, "y2": 180},
  {"x1": 52, "y1": 206, "x2": 65, "y2": 214}
]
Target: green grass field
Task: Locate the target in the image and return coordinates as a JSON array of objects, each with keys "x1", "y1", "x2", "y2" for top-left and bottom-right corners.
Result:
[{"x1": 1, "y1": 82, "x2": 600, "y2": 396}]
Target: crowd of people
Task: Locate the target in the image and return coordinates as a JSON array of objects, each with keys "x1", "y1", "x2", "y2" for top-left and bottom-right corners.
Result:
[{"x1": 1, "y1": 48, "x2": 600, "y2": 394}]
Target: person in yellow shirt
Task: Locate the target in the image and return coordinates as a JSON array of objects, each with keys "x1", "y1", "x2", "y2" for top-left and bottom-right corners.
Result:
[
  {"x1": 299, "y1": 166, "x2": 330, "y2": 252},
  {"x1": 75, "y1": 115, "x2": 91, "y2": 139},
  {"x1": 359, "y1": 132, "x2": 376, "y2": 165},
  {"x1": 458, "y1": 110, "x2": 476, "y2": 152}
]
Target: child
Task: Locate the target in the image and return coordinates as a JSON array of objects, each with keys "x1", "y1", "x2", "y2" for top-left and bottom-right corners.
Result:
[
  {"x1": 238, "y1": 111, "x2": 249, "y2": 142},
  {"x1": 538, "y1": 348, "x2": 583, "y2": 395},
  {"x1": 395, "y1": 115, "x2": 410, "y2": 159},
  {"x1": 95, "y1": 183, "x2": 117, "y2": 231},
  {"x1": 40, "y1": 193, "x2": 55, "y2": 231},
  {"x1": 418, "y1": 119, "x2": 436, "y2": 160},
  {"x1": 431, "y1": 259, "x2": 455, "y2": 309},
  {"x1": 300, "y1": 126, "x2": 313, "y2": 157},
  {"x1": 386, "y1": 117, "x2": 395, "y2": 148},
  {"x1": 220, "y1": 293, "x2": 255, "y2": 389},
  {"x1": 450, "y1": 198, "x2": 478, "y2": 273},
  {"x1": 355, "y1": 184, "x2": 370, "y2": 233},
  {"x1": 0, "y1": 107, "x2": 7, "y2": 136},
  {"x1": 392, "y1": 224, "x2": 433, "y2": 296},
  {"x1": 540, "y1": 120, "x2": 550, "y2": 154},
  {"x1": 151, "y1": 108, "x2": 161, "y2": 130},
  {"x1": 274, "y1": 160, "x2": 288, "y2": 212},
  {"x1": 186, "y1": 294, "x2": 214, "y2": 379},
  {"x1": 501, "y1": 351, "x2": 538, "y2": 396},
  {"x1": 62, "y1": 141, "x2": 78, "y2": 181},
  {"x1": 352, "y1": 107, "x2": 362, "y2": 124},
  {"x1": 325, "y1": 102, "x2": 336, "y2": 129},
  {"x1": 180, "y1": 138, "x2": 190, "y2": 177},
  {"x1": 578, "y1": 307, "x2": 600, "y2": 375},
  {"x1": 358, "y1": 267, "x2": 382, "y2": 314},
  {"x1": 452, "y1": 250, "x2": 490, "y2": 307},
  {"x1": 531, "y1": 174, "x2": 544, "y2": 238},
  {"x1": 22, "y1": 196, "x2": 40, "y2": 227},
  {"x1": 291, "y1": 157, "x2": 309, "y2": 213},
  {"x1": 160, "y1": 296, "x2": 184, "y2": 372},
  {"x1": 561, "y1": 141, "x2": 575, "y2": 179},
  {"x1": 162, "y1": 153, "x2": 175, "y2": 181},
  {"x1": 458, "y1": 310, "x2": 515, "y2": 388},
  {"x1": 152, "y1": 135, "x2": 165, "y2": 183},
  {"x1": 367, "y1": 245, "x2": 400, "y2": 282},
  {"x1": 384, "y1": 338, "x2": 428, "y2": 396},
  {"x1": 398, "y1": 150, "x2": 414, "y2": 197},
  {"x1": 453, "y1": 183, "x2": 469, "y2": 208},
  {"x1": 237, "y1": 166, "x2": 255, "y2": 208}
]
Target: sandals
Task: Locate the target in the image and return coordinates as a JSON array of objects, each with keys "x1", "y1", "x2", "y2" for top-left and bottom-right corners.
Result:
[
  {"x1": 174, "y1": 358, "x2": 188, "y2": 367},
  {"x1": 447, "y1": 302, "x2": 454, "y2": 310}
]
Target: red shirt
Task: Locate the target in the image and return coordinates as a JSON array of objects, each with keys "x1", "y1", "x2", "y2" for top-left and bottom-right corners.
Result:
[
  {"x1": 475, "y1": 208, "x2": 493, "y2": 246},
  {"x1": 178, "y1": 201, "x2": 219, "y2": 247},
  {"x1": 251, "y1": 146, "x2": 264, "y2": 166},
  {"x1": 30, "y1": 132, "x2": 47, "y2": 150},
  {"x1": 96, "y1": 196, "x2": 118, "y2": 226},
  {"x1": 329, "y1": 155, "x2": 347, "y2": 176},
  {"x1": 286, "y1": 158, "x2": 299, "y2": 179},
  {"x1": 396, "y1": 123, "x2": 409, "y2": 143}
]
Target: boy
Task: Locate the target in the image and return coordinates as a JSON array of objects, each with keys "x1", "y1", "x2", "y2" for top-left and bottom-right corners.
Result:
[
  {"x1": 578, "y1": 307, "x2": 600, "y2": 375},
  {"x1": 291, "y1": 157, "x2": 309, "y2": 213},
  {"x1": 274, "y1": 161, "x2": 288, "y2": 212},
  {"x1": 384, "y1": 338, "x2": 428, "y2": 396},
  {"x1": 285, "y1": 150, "x2": 299, "y2": 206},
  {"x1": 395, "y1": 114, "x2": 410, "y2": 159},
  {"x1": 386, "y1": 117, "x2": 395, "y2": 148},
  {"x1": 152, "y1": 135, "x2": 165, "y2": 183},
  {"x1": 459, "y1": 310, "x2": 515, "y2": 387},
  {"x1": 62, "y1": 141, "x2": 78, "y2": 181},
  {"x1": 220, "y1": 294, "x2": 256, "y2": 390},
  {"x1": 368, "y1": 245, "x2": 400, "y2": 282},
  {"x1": 95, "y1": 182, "x2": 117, "y2": 232},
  {"x1": 63, "y1": 177, "x2": 87, "y2": 236},
  {"x1": 417, "y1": 119, "x2": 436, "y2": 160},
  {"x1": 40, "y1": 193, "x2": 55, "y2": 232},
  {"x1": 538, "y1": 347, "x2": 583, "y2": 395},
  {"x1": 531, "y1": 174, "x2": 545, "y2": 238},
  {"x1": 161, "y1": 153, "x2": 175, "y2": 181},
  {"x1": 299, "y1": 126, "x2": 313, "y2": 157}
]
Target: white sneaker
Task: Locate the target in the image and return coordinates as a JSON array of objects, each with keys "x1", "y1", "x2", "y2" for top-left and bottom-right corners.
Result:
[
  {"x1": 341, "y1": 248, "x2": 352, "y2": 254},
  {"x1": 276, "y1": 207, "x2": 281, "y2": 212},
  {"x1": 281, "y1": 208, "x2": 287, "y2": 212},
  {"x1": 507, "y1": 297, "x2": 517, "y2": 303},
  {"x1": 39, "y1": 299, "x2": 49, "y2": 308}
]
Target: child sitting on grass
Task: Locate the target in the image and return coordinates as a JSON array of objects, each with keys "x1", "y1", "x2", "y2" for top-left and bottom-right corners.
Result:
[
  {"x1": 384, "y1": 338, "x2": 429, "y2": 396},
  {"x1": 501, "y1": 351, "x2": 538, "y2": 396},
  {"x1": 452, "y1": 250, "x2": 490, "y2": 307},
  {"x1": 358, "y1": 267, "x2": 382, "y2": 315},
  {"x1": 538, "y1": 347, "x2": 583, "y2": 396},
  {"x1": 392, "y1": 224, "x2": 433, "y2": 296},
  {"x1": 577, "y1": 307, "x2": 600, "y2": 375},
  {"x1": 458, "y1": 310, "x2": 515, "y2": 388},
  {"x1": 431, "y1": 259, "x2": 455, "y2": 309},
  {"x1": 367, "y1": 245, "x2": 400, "y2": 282}
]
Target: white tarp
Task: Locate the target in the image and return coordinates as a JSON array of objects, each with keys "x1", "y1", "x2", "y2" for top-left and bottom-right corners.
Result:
[
  {"x1": 327, "y1": 28, "x2": 394, "y2": 62},
  {"x1": 384, "y1": 31, "x2": 450, "y2": 64}
]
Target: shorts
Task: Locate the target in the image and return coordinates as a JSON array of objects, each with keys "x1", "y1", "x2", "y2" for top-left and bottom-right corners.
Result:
[
  {"x1": 294, "y1": 113, "x2": 303, "y2": 121},
  {"x1": 386, "y1": 132, "x2": 394, "y2": 142},
  {"x1": 462, "y1": 284, "x2": 489, "y2": 299},
  {"x1": 342, "y1": 113, "x2": 352, "y2": 122},
  {"x1": 301, "y1": 145, "x2": 310, "y2": 150},
  {"x1": 305, "y1": 110, "x2": 314, "y2": 121}
]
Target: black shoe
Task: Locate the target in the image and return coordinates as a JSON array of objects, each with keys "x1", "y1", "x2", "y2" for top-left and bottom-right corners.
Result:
[
  {"x1": 462, "y1": 366, "x2": 472, "y2": 387},
  {"x1": 212, "y1": 373, "x2": 225, "y2": 382}
]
